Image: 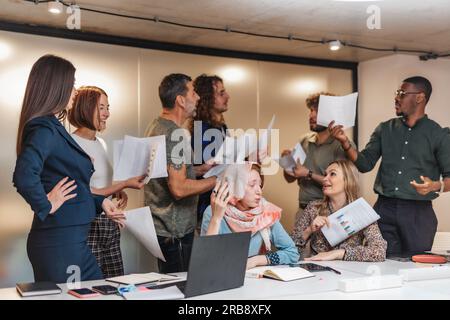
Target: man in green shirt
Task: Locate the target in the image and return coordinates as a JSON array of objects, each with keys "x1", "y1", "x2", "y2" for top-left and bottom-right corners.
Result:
[
  {"x1": 144, "y1": 73, "x2": 217, "y2": 273},
  {"x1": 330, "y1": 76, "x2": 450, "y2": 255}
]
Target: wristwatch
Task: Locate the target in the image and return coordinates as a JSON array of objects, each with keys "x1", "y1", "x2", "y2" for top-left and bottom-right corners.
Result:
[{"x1": 307, "y1": 169, "x2": 313, "y2": 180}]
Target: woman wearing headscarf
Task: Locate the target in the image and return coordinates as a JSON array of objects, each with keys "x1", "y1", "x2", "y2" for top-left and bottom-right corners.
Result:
[{"x1": 201, "y1": 163, "x2": 299, "y2": 269}]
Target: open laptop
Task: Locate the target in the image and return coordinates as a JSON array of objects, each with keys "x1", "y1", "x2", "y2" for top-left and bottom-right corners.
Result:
[{"x1": 148, "y1": 231, "x2": 251, "y2": 298}]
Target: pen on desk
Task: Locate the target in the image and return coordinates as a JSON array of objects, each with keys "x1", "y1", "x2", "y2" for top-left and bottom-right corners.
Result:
[{"x1": 326, "y1": 267, "x2": 341, "y2": 275}]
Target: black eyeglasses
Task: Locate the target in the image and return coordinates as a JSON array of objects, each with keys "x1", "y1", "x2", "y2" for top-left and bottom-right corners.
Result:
[{"x1": 395, "y1": 89, "x2": 422, "y2": 99}]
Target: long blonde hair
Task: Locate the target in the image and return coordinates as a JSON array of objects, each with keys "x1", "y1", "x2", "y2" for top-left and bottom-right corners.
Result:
[{"x1": 318, "y1": 159, "x2": 360, "y2": 216}]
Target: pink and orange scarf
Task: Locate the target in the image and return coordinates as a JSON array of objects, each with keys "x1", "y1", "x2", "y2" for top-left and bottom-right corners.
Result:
[{"x1": 224, "y1": 198, "x2": 281, "y2": 251}]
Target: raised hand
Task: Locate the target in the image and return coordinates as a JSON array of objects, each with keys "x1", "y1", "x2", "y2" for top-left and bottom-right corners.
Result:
[
  {"x1": 47, "y1": 177, "x2": 77, "y2": 214},
  {"x1": 292, "y1": 159, "x2": 309, "y2": 178},
  {"x1": 210, "y1": 179, "x2": 231, "y2": 221},
  {"x1": 328, "y1": 121, "x2": 349, "y2": 145},
  {"x1": 125, "y1": 174, "x2": 146, "y2": 189}
]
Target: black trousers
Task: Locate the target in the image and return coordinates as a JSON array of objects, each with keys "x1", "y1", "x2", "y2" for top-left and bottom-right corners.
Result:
[
  {"x1": 374, "y1": 195, "x2": 437, "y2": 256},
  {"x1": 157, "y1": 232, "x2": 194, "y2": 274}
]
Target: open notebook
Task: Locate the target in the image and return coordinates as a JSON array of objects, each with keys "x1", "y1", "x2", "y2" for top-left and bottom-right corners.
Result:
[
  {"x1": 106, "y1": 272, "x2": 180, "y2": 285},
  {"x1": 246, "y1": 266, "x2": 315, "y2": 281}
]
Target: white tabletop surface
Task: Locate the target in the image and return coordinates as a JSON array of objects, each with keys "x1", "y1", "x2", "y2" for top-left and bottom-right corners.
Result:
[{"x1": 1, "y1": 260, "x2": 449, "y2": 300}]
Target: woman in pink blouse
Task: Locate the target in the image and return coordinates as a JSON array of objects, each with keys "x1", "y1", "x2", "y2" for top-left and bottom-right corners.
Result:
[{"x1": 291, "y1": 159, "x2": 387, "y2": 262}]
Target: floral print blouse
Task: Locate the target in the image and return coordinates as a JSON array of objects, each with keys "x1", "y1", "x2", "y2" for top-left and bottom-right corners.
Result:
[{"x1": 291, "y1": 200, "x2": 387, "y2": 262}]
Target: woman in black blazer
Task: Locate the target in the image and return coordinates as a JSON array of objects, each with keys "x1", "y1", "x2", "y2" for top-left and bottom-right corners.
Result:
[{"x1": 13, "y1": 55, "x2": 125, "y2": 283}]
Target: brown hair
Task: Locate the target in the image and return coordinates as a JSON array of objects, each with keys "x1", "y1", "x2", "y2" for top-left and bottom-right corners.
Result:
[
  {"x1": 190, "y1": 74, "x2": 225, "y2": 132},
  {"x1": 16, "y1": 54, "x2": 76, "y2": 155},
  {"x1": 68, "y1": 86, "x2": 107, "y2": 131},
  {"x1": 318, "y1": 159, "x2": 360, "y2": 216},
  {"x1": 305, "y1": 92, "x2": 336, "y2": 109}
]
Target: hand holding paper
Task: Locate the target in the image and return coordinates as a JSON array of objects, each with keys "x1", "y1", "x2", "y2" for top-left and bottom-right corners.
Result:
[
  {"x1": 113, "y1": 135, "x2": 167, "y2": 183},
  {"x1": 317, "y1": 92, "x2": 358, "y2": 129},
  {"x1": 279, "y1": 143, "x2": 307, "y2": 173},
  {"x1": 321, "y1": 198, "x2": 380, "y2": 247},
  {"x1": 328, "y1": 120, "x2": 350, "y2": 145}
]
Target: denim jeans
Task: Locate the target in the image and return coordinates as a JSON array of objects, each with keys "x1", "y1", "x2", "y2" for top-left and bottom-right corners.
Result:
[{"x1": 157, "y1": 232, "x2": 194, "y2": 273}]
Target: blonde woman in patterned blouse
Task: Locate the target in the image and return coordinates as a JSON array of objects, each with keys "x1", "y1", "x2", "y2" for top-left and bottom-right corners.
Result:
[{"x1": 291, "y1": 159, "x2": 387, "y2": 262}]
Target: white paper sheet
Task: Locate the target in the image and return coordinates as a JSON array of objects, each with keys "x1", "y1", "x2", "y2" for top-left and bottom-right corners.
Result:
[
  {"x1": 321, "y1": 197, "x2": 380, "y2": 247},
  {"x1": 203, "y1": 163, "x2": 227, "y2": 178},
  {"x1": 213, "y1": 136, "x2": 237, "y2": 164},
  {"x1": 213, "y1": 133, "x2": 257, "y2": 164},
  {"x1": 316, "y1": 92, "x2": 358, "y2": 129},
  {"x1": 113, "y1": 135, "x2": 167, "y2": 182},
  {"x1": 124, "y1": 206, "x2": 166, "y2": 262},
  {"x1": 279, "y1": 142, "x2": 307, "y2": 172},
  {"x1": 123, "y1": 285, "x2": 185, "y2": 300}
]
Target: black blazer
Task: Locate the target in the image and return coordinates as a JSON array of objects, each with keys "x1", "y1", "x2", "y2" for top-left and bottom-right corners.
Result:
[{"x1": 13, "y1": 115, "x2": 105, "y2": 230}]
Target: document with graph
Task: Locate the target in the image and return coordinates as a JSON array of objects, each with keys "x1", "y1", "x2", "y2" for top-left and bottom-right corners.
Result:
[{"x1": 321, "y1": 197, "x2": 380, "y2": 247}]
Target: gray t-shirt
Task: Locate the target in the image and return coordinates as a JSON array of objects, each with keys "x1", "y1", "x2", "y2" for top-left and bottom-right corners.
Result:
[{"x1": 144, "y1": 117, "x2": 198, "y2": 238}]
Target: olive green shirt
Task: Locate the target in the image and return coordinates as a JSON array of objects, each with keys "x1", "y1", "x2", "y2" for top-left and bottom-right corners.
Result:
[
  {"x1": 355, "y1": 115, "x2": 450, "y2": 201},
  {"x1": 144, "y1": 117, "x2": 198, "y2": 238},
  {"x1": 297, "y1": 133, "x2": 353, "y2": 206}
]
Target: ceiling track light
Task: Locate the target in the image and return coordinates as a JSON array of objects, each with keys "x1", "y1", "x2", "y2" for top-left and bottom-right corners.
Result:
[
  {"x1": 328, "y1": 40, "x2": 343, "y2": 51},
  {"x1": 48, "y1": 0, "x2": 63, "y2": 14},
  {"x1": 23, "y1": 0, "x2": 445, "y2": 61}
]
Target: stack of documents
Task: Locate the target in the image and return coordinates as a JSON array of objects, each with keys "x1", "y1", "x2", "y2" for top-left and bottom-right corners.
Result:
[{"x1": 113, "y1": 135, "x2": 167, "y2": 182}]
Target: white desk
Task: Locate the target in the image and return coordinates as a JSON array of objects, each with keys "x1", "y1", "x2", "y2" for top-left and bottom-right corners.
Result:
[
  {"x1": 308, "y1": 259, "x2": 423, "y2": 276},
  {"x1": 275, "y1": 286, "x2": 450, "y2": 300},
  {"x1": 188, "y1": 268, "x2": 362, "y2": 300},
  {"x1": 1, "y1": 260, "x2": 449, "y2": 300}
]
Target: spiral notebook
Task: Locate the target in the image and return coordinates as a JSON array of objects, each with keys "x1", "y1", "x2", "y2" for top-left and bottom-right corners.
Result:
[{"x1": 106, "y1": 272, "x2": 180, "y2": 286}]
